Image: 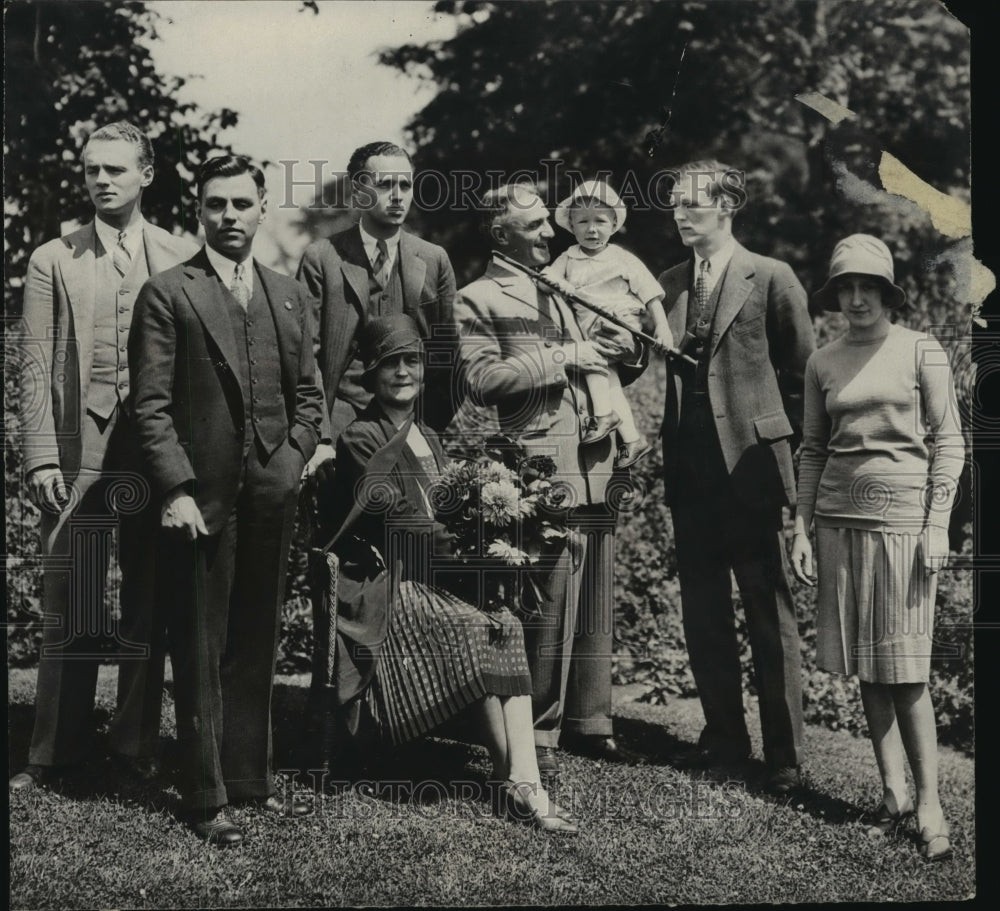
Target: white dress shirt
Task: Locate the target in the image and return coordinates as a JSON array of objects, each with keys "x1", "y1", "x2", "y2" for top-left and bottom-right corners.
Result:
[
  {"x1": 359, "y1": 222, "x2": 400, "y2": 273},
  {"x1": 94, "y1": 216, "x2": 145, "y2": 261},
  {"x1": 693, "y1": 236, "x2": 736, "y2": 296},
  {"x1": 205, "y1": 244, "x2": 255, "y2": 296}
]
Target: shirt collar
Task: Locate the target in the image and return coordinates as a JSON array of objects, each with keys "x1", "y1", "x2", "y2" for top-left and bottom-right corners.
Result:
[
  {"x1": 358, "y1": 222, "x2": 401, "y2": 265},
  {"x1": 694, "y1": 237, "x2": 736, "y2": 276},
  {"x1": 205, "y1": 244, "x2": 254, "y2": 294},
  {"x1": 94, "y1": 216, "x2": 145, "y2": 259},
  {"x1": 566, "y1": 244, "x2": 614, "y2": 261}
]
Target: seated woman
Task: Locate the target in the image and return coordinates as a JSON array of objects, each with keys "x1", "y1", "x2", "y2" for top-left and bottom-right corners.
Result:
[
  {"x1": 792, "y1": 235, "x2": 964, "y2": 861},
  {"x1": 324, "y1": 313, "x2": 577, "y2": 835}
]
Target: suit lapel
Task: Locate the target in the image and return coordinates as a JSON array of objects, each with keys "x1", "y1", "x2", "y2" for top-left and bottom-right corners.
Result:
[
  {"x1": 256, "y1": 263, "x2": 297, "y2": 398},
  {"x1": 60, "y1": 223, "x2": 98, "y2": 350},
  {"x1": 710, "y1": 243, "x2": 755, "y2": 355},
  {"x1": 398, "y1": 231, "x2": 426, "y2": 312},
  {"x1": 182, "y1": 251, "x2": 240, "y2": 372},
  {"x1": 338, "y1": 226, "x2": 373, "y2": 319},
  {"x1": 143, "y1": 223, "x2": 177, "y2": 275}
]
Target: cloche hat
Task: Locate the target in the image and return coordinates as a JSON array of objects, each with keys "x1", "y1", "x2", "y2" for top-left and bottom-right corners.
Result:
[
  {"x1": 358, "y1": 313, "x2": 423, "y2": 375},
  {"x1": 813, "y1": 234, "x2": 907, "y2": 311}
]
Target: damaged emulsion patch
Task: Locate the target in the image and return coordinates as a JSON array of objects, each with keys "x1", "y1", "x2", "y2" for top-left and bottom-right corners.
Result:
[{"x1": 795, "y1": 90, "x2": 992, "y2": 325}]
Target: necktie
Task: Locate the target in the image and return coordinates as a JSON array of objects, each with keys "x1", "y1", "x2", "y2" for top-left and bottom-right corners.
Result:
[
  {"x1": 693, "y1": 259, "x2": 712, "y2": 338},
  {"x1": 372, "y1": 238, "x2": 390, "y2": 289},
  {"x1": 112, "y1": 230, "x2": 132, "y2": 278},
  {"x1": 230, "y1": 262, "x2": 250, "y2": 309}
]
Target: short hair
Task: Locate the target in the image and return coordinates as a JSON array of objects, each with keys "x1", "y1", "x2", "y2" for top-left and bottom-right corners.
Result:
[
  {"x1": 347, "y1": 141, "x2": 413, "y2": 182},
  {"x1": 480, "y1": 182, "x2": 542, "y2": 235},
  {"x1": 672, "y1": 158, "x2": 744, "y2": 211},
  {"x1": 83, "y1": 121, "x2": 153, "y2": 170},
  {"x1": 196, "y1": 154, "x2": 266, "y2": 200}
]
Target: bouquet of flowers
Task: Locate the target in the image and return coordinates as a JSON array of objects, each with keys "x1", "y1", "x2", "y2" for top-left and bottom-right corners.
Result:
[{"x1": 428, "y1": 435, "x2": 571, "y2": 613}]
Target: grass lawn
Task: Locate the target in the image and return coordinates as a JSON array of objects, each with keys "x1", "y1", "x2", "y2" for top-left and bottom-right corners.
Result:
[{"x1": 8, "y1": 667, "x2": 975, "y2": 908}]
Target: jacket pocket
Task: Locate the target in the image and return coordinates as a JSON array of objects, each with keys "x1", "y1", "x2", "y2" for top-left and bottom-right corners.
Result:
[{"x1": 753, "y1": 410, "x2": 793, "y2": 442}]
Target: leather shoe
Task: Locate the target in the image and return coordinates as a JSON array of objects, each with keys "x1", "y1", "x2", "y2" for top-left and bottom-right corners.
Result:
[
  {"x1": 535, "y1": 746, "x2": 560, "y2": 778},
  {"x1": 113, "y1": 754, "x2": 161, "y2": 782},
  {"x1": 675, "y1": 742, "x2": 752, "y2": 771},
  {"x1": 191, "y1": 809, "x2": 244, "y2": 847},
  {"x1": 257, "y1": 793, "x2": 314, "y2": 817},
  {"x1": 9, "y1": 764, "x2": 50, "y2": 791},
  {"x1": 765, "y1": 765, "x2": 804, "y2": 795},
  {"x1": 580, "y1": 413, "x2": 622, "y2": 445},
  {"x1": 564, "y1": 735, "x2": 648, "y2": 765}
]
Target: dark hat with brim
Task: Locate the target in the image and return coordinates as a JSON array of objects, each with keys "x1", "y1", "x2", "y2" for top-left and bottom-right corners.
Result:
[
  {"x1": 358, "y1": 313, "x2": 423, "y2": 375},
  {"x1": 813, "y1": 233, "x2": 907, "y2": 312}
]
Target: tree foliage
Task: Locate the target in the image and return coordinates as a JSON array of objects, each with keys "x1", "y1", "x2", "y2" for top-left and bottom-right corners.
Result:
[
  {"x1": 381, "y1": 0, "x2": 970, "y2": 314},
  {"x1": 3, "y1": 0, "x2": 239, "y2": 310}
]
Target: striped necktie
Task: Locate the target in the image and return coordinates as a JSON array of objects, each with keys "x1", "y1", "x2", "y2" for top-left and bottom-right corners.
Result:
[
  {"x1": 112, "y1": 230, "x2": 132, "y2": 278},
  {"x1": 693, "y1": 259, "x2": 712, "y2": 337},
  {"x1": 230, "y1": 262, "x2": 251, "y2": 309},
  {"x1": 372, "y1": 238, "x2": 391, "y2": 289}
]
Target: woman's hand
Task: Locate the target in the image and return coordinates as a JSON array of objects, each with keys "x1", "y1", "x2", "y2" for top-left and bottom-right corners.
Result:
[
  {"x1": 790, "y1": 532, "x2": 815, "y2": 586},
  {"x1": 920, "y1": 525, "x2": 950, "y2": 573}
]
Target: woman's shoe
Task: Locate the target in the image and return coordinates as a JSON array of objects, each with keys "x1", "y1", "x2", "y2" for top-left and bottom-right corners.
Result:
[
  {"x1": 919, "y1": 825, "x2": 953, "y2": 862},
  {"x1": 864, "y1": 800, "x2": 915, "y2": 838},
  {"x1": 498, "y1": 780, "x2": 579, "y2": 835}
]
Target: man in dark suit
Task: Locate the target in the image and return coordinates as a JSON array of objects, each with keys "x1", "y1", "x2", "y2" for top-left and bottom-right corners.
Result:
[
  {"x1": 11, "y1": 122, "x2": 197, "y2": 791},
  {"x1": 659, "y1": 159, "x2": 815, "y2": 793},
  {"x1": 129, "y1": 155, "x2": 323, "y2": 845},
  {"x1": 297, "y1": 140, "x2": 459, "y2": 468},
  {"x1": 456, "y1": 183, "x2": 648, "y2": 778}
]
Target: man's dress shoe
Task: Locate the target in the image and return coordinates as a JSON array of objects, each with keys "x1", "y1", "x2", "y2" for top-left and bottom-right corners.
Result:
[
  {"x1": 564, "y1": 735, "x2": 648, "y2": 764},
  {"x1": 765, "y1": 765, "x2": 804, "y2": 796},
  {"x1": 191, "y1": 809, "x2": 244, "y2": 847},
  {"x1": 256, "y1": 793, "x2": 314, "y2": 817},
  {"x1": 112, "y1": 754, "x2": 161, "y2": 782},
  {"x1": 9, "y1": 764, "x2": 49, "y2": 791}
]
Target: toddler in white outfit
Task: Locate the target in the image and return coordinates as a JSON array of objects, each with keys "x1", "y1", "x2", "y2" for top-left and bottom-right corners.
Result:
[{"x1": 547, "y1": 179, "x2": 673, "y2": 467}]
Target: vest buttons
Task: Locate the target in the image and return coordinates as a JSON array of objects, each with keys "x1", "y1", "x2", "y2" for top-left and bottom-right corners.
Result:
[
  {"x1": 118, "y1": 306, "x2": 127, "y2": 313},
  {"x1": 119, "y1": 288, "x2": 129, "y2": 296}
]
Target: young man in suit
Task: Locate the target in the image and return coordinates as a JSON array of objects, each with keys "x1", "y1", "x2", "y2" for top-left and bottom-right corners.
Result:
[
  {"x1": 658, "y1": 159, "x2": 815, "y2": 793},
  {"x1": 455, "y1": 183, "x2": 648, "y2": 778},
  {"x1": 129, "y1": 155, "x2": 323, "y2": 845},
  {"x1": 12, "y1": 122, "x2": 197, "y2": 792}
]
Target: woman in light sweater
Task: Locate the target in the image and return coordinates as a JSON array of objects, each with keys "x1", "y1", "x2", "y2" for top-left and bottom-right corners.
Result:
[{"x1": 791, "y1": 235, "x2": 964, "y2": 862}]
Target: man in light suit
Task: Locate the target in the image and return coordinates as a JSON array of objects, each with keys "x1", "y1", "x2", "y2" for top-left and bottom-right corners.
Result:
[
  {"x1": 659, "y1": 159, "x2": 815, "y2": 793},
  {"x1": 12, "y1": 122, "x2": 197, "y2": 791},
  {"x1": 455, "y1": 183, "x2": 648, "y2": 778},
  {"x1": 297, "y1": 140, "x2": 459, "y2": 469},
  {"x1": 130, "y1": 155, "x2": 323, "y2": 845}
]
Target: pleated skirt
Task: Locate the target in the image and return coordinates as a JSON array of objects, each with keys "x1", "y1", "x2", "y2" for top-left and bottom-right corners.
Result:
[
  {"x1": 815, "y1": 525, "x2": 938, "y2": 684},
  {"x1": 365, "y1": 580, "x2": 533, "y2": 746}
]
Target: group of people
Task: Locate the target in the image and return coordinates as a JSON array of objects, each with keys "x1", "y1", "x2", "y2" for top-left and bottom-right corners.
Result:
[{"x1": 11, "y1": 122, "x2": 963, "y2": 863}]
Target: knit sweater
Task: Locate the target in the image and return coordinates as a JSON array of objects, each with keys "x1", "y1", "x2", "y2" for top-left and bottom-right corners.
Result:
[{"x1": 797, "y1": 322, "x2": 964, "y2": 531}]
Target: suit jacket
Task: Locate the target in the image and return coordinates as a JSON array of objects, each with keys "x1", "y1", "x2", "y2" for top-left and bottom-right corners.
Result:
[
  {"x1": 129, "y1": 249, "x2": 323, "y2": 533},
  {"x1": 19, "y1": 220, "x2": 198, "y2": 479},
  {"x1": 297, "y1": 224, "x2": 459, "y2": 441},
  {"x1": 658, "y1": 241, "x2": 815, "y2": 509},
  {"x1": 456, "y1": 258, "x2": 647, "y2": 508}
]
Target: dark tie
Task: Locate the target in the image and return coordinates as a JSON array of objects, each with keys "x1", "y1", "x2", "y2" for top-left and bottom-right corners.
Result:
[
  {"x1": 693, "y1": 258, "x2": 712, "y2": 338},
  {"x1": 112, "y1": 230, "x2": 132, "y2": 278},
  {"x1": 372, "y1": 238, "x2": 390, "y2": 289},
  {"x1": 230, "y1": 262, "x2": 250, "y2": 309}
]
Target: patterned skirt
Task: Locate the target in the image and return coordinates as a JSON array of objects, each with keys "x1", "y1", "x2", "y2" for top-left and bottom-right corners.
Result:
[
  {"x1": 364, "y1": 580, "x2": 533, "y2": 745},
  {"x1": 815, "y1": 525, "x2": 939, "y2": 684}
]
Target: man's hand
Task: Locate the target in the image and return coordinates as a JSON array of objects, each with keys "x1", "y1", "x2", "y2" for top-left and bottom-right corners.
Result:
[
  {"x1": 588, "y1": 320, "x2": 634, "y2": 361},
  {"x1": 302, "y1": 443, "x2": 336, "y2": 481},
  {"x1": 27, "y1": 466, "x2": 69, "y2": 512},
  {"x1": 565, "y1": 340, "x2": 609, "y2": 375},
  {"x1": 790, "y1": 532, "x2": 816, "y2": 586},
  {"x1": 919, "y1": 525, "x2": 950, "y2": 573},
  {"x1": 161, "y1": 489, "x2": 208, "y2": 540}
]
